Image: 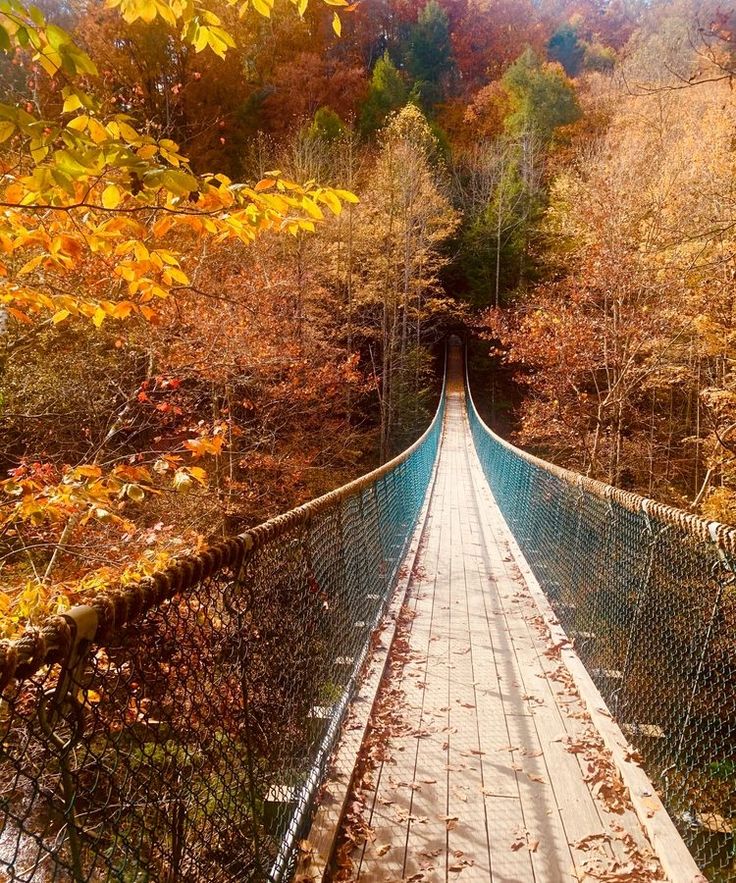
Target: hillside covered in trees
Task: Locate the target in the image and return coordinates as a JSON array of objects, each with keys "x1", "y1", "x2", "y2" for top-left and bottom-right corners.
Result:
[{"x1": 0, "y1": 0, "x2": 733, "y2": 632}]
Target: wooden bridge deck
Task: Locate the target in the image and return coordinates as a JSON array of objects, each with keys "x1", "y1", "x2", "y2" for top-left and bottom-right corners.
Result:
[{"x1": 306, "y1": 358, "x2": 697, "y2": 882}]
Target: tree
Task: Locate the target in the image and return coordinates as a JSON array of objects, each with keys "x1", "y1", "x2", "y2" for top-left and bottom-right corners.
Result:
[
  {"x1": 502, "y1": 47, "x2": 581, "y2": 140},
  {"x1": 0, "y1": 0, "x2": 358, "y2": 630},
  {"x1": 358, "y1": 51, "x2": 408, "y2": 137},
  {"x1": 405, "y1": 0, "x2": 455, "y2": 108},
  {"x1": 547, "y1": 21, "x2": 585, "y2": 76},
  {"x1": 305, "y1": 106, "x2": 348, "y2": 142},
  {"x1": 483, "y1": 69, "x2": 736, "y2": 518},
  {"x1": 455, "y1": 131, "x2": 544, "y2": 307},
  {"x1": 351, "y1": 105, "x2": 459, "y2": 456},
  {"x1": 451, "y1": 0, "x2": 546, "y2": 88}
]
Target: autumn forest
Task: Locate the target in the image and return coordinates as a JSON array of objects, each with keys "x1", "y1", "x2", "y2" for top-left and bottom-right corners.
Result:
[{"x1": 0, "y1": 0, "x2": 734, "y2": 635}]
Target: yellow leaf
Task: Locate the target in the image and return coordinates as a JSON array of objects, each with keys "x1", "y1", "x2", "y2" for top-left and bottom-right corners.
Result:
[
  {"x1": 252, "y1": 0, "x2": 271, "y2": 16},
  {"x1": 137, "y1": 144, "x2": 158, "y2": 159},
  {"x1": 111, "y1": 301, "x2": 135, "y2": 319},
  {"x1": 52, "y1": 309, "x2": 71, "y2": 324},
  {"x1": 139, "y1": 0, "x2": 158, "y2": 23},
  {"x1": 92, "y1": 306, "x2": 106, "y2": 327},
  {"x1": 332, "y1": 11, "x2": 341, "y2": 35},
  {"x1": 67, "y1": 115, "x2": 89, "y2": 132},
  {"x1": 320, "y1": 189, "x2": 342, "y2": 215},
  {"x1": 87, "y1": 117, "x2": 108, "y2": 145},
  {"x1": 301, "y1": 197, "x2": 324, "y2": 220},
  {"x1": 75, "y1": 465, "x2": 103, "y2": 478},
  {"x1": 165, "y1": 267, "x2": 189, "y2": 285},
  {"x1": 0, "y1": 121, "x2": 15, "y2": 143},
  {"x1": 335, "y1": 188, "x2": 359, "y2": 204},
  {"x1": 101, "y1": 184, "x2": 121, "y2": 209},
  {"x1": 62, "y1": 93, "x2": 83, "y2": 113},
  {"x1": 193, "y1": 26, "x2": 209, "y2": 52},
  {"x1": 155, "y1": 0, "x2": 177, "y2": 26},
  {"x1": 117, "y1": 121, "x2": 140, "y2": 142},
  {"x1": 18, "y1": 256, "x2": 43, "y2": 276},
  {"x1": 188, "y1": 466, "x2": 208, "y2": 484},
  {"x1": 206, "y1": 29, "x2": 229, "y2": 58}
]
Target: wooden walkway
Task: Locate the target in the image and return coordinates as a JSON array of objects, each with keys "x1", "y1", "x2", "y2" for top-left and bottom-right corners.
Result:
[{"x1": 306, "y1": 356, "x2": 698, "y2": 883}]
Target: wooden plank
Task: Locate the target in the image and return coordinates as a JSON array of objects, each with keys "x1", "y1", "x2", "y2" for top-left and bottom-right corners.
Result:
[{"x1": 359, "y1": 468, "x2": 449, "y2": 882}]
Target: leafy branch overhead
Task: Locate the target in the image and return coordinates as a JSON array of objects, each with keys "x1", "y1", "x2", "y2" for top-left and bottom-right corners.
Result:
[
  {"x1": 0, "y1": 0, "x2": 358, "y2": 598},
  {"x1": 0, "y1": 0, "x2": 357, "y2": 327}
]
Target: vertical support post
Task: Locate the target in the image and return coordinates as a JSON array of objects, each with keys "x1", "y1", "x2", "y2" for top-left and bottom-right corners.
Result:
[{"x1": 38, "y1": 605, "x2": 99, "y2": 883}]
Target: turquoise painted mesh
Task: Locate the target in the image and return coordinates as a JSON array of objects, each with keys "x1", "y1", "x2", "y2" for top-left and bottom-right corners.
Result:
[
  {"x1": 0, "y1": 393, "x2": 444, "y2": 883},
  {"x1": 467, "y1": 379, "x2": 736, "y2": 882}
]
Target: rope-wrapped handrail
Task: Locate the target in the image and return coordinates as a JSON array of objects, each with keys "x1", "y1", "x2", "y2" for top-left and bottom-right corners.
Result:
[
  {"x1": 465, "y1": 378, "x2": 736, "y2": 555},
  {"x1": 0, "y1": 375, "x2": 446, "y2": 690},
  {"x1": 465, "y1": 359, "x2": 736, "y2": 879}
]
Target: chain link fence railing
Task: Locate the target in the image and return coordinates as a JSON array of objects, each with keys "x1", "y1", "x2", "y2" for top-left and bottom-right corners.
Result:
[
  {"x1": 467, "y1": 375, "x2": 736, "y2": 883},
  {"x1": 0, "y1": 387, "x2": 445, "y2": 882}
]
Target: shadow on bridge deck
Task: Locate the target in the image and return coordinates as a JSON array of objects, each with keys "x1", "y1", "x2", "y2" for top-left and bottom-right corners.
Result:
[{"x1": 305, "y1": 344, "x2": 699, "y2": 883}]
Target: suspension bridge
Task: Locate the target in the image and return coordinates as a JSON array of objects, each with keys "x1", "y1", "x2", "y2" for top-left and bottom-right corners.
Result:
[{"x1": 0, "y1": 340, "x2": 733, "y2": 882}]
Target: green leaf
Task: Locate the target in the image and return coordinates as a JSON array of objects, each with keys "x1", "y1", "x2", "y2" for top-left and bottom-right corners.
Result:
[
  {"x1": 160, "y1": 169, "x2": 199, "y2": 195},
  {"x1": 28, "y1": 6, "x2": 45, "y2": 25},
  {"x1": 0, "y1": 120, "x2": 14, "y2": 142},
  {"x1": 45, "y1": 24, "x2": 70, "y2": 50},
  {"x1": 0, "y1": 25, "x2": 10, "y2": 52}
]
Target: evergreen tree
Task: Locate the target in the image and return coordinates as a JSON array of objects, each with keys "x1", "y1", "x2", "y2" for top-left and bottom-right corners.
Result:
[
  {"x1": 405, "y1": 0, "x2": 455, "y2": 109},
  {"x1": 547, "y1": 22, "x2": 585, "y2": 77},
  {"x1": 358, "y1": 52, "x2": 409, "y2": 137},
  {"x1": 304, "y1": 106, "x2": 348, "y2": 142},
  {"x1": 502, "y1": 48, "x2": 581, "y2": 140}
]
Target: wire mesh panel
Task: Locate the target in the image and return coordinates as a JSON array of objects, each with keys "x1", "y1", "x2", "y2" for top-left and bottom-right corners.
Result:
[
  {"x1": 467, "y1": 380, "x2": 736, "y2": 883},
  {"x1": 0, "y1": 393, "x2": 444, "y2": 883}
]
